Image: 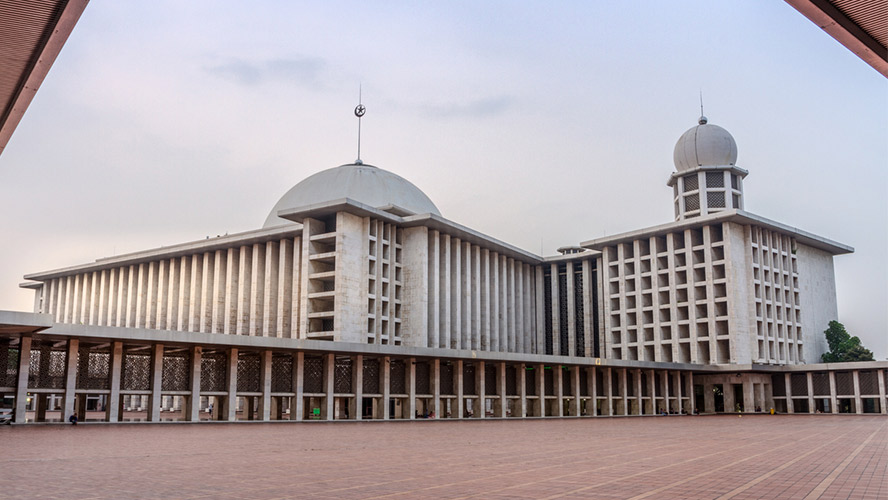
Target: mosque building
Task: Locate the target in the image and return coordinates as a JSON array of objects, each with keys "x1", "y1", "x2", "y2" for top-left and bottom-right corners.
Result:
[{"x1": 1, "y1": 113, "x2": 885, "y2": 423}]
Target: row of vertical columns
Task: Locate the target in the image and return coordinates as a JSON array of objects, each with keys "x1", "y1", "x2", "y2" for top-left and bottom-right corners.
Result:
[
  {"x1": 38, "y1": 238, "x2": 302, "y2": 338},
  {"x1": 29, "y1": 339, "x2": 888, "y2": 423},
  {"x1": 426, "y1": 231, "x2": 536, "y2": 353},
  {"x1": 781, "y1": 371, "x2": 886, "y2": 415}
]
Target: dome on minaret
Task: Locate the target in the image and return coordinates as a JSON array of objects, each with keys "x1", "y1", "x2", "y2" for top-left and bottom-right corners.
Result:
[
  {"x1": 673, "y1": 116, "x2": 738, "y2": 171},
  {"x1": 263, "y1": 163, "x2": 441, "y2": 228},
  {"x1": 668, "y1": 116, "x2": 747, "y2": 221}
]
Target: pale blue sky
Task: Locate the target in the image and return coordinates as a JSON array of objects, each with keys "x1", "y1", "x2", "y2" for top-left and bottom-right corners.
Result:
[{"x1": 1, "y1": 1, "x2": 885, "y2": 357}]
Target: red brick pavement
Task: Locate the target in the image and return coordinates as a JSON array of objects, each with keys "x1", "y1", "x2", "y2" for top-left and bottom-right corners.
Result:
[{"x1": 0, "y1": 414, "x2": 884, "y2": 499}]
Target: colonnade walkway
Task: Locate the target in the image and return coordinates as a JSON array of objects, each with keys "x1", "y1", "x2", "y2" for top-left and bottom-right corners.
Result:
[{"x1": 2, "y1": 335, "x2": 886, "y2": 424}]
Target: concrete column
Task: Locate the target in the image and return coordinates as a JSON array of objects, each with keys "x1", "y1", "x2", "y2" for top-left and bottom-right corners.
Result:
[
  {"x1": 806, "y1": 373, "x2": 815, "y2": 414},
  {"x1": 432, "y1": 359, "x2": 441, "y2": 418},
  {"x1": 518, "y1": 362, "x2": 527, "y2": 418},
  {"x1": 455, "y1": 359, "x2": 463, "y2": 419},
  {"x1": 674, "y1": 371, "x2": 683, "y2": 414},
  {"x1": 408, "y1": 358, "x2": 416, "y2": 420},
  {"x1": 107, "y1": 341, "x2": 123, "y2": 422},
  {"x1": 589, "y1": 366, "x2": 598, "y2": 417},
  {"x1": 536, "y1": 363, "x2": 545, "y2": 417},
  {"x1": 635, "y1": 369, "x2": 643, "y2": 415},
  {"x1": 354, "y1": 355, "x2": 363, "y2": 421},
  {"x1": 724, "y1": 379, "x2": 736, "y2": 413},
  {"x1": 14, "y1": 336, "x2": 32, "y2": 423},
  {"x1": 555, "y1": 366, "x2": 564, "y2": 417},
  {"x1": 853, "y1": 371, "x2": 863, "y2": 415},
  {"x1": 186, "y1": 346, "x2": 202, "y2": 422},
  {"x1": 224, "y1": 348, "x2": 238, "y2": 421},
  {"x1": 571, "y1": 366, "x2": 581, "y2": 417},
  {"x1": 497, "y1": 362, "x2": 507, "y2": 418},
  {"x1": 148, "y1": 343, "x2": 164, "y2": 422},
  {"x1": 605, "y1": 367, "x2": 614, "y2": 416},
  {"x1": 62, "y1": 339, "x2": 80, "y2": 423},
  {"x1": 294, "y1": 352, "x2": 304, "y2": 421},
  {"x1": 476, "y1": 361, "x2": 485, "y2": 419},
  {"x1": 784, "y1": 373, "x2": 793, "y2": 414},
  {"x1": 704, "y1": 383, "x2": 715, "y2": 413},
  {"x1": 258, "y1": 350, "x2": 272, "y2": 421},
  {"x1": 878, "y1": 369, "x2": 887, "y2": 415},
  {"x1": 620, "y1": 368, "x2": 628, "y2": 416},
  {"x1": 382, "y1": 356, "x2": 391, "y2": 420},
  {"x1": 829, "y1": 371, "x2": 838, "y2": 414},
  {"x1": 743, "y1": 380, "x2": 754, "y2": 413},
  {"x1": 687, "y1": 372, "x2": 695, "y2": 414},
  {"x1": 649, "y1": 370, "x2": 658, "y2": 414},
  {"x1": 324, "y1": 353, "x2": 334, "y2": 420}
]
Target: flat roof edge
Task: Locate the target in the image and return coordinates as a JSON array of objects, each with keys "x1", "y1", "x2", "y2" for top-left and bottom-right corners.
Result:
[{"x1": 580, "y1": 210, "x2": 853, "y2": 255}]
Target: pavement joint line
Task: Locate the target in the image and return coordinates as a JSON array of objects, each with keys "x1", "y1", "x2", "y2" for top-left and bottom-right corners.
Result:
[
  {"x1": 359, "y1": 425, "x2": 714, "y2": 499},
  {"x1": 639, "y1": 427, "x2": 853, "y2": 500},
  {"x1": 451, "y1": 426, "x2": 811, "y2": 500},
  {"x1": 361, "y1": 439, "x2": 702, "y2": 499},
  {"x1": 539, "y1": 425, "x2": 847, "y2": 500},
  {"x1": 802, "y1": 420, "x2": 887, "y2": 500}
]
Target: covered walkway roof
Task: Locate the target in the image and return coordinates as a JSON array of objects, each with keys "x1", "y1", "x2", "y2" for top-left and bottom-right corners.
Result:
[
  {"x1": 0, "y1": 0, "x2": 88, "y2": 157},
  {"x1": 785, "y1": 0, "x2": 888, "y2": 77}
]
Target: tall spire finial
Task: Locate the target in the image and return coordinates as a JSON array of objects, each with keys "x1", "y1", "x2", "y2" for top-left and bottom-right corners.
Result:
[
  {"x1": 699, "y1": 91, "x2": 707, "y2": 125},
  {"x1": 354, "y1": 85, "x2": 365, "y2": 165}
]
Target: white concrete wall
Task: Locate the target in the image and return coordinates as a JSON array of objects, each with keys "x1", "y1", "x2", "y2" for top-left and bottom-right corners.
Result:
[
  {"x1": 796, "y1": 244, "x2": 838, "y2": 364},
  {"x1": 334, "y1": 212, "x2": 367, "y2": 344},
  {"x1": 401, "y1": 226, "x2": 429, "y2": 348}
]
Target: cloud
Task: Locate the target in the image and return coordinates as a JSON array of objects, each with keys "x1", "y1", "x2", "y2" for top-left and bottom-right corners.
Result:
[
  {"x1": 424, "y1": 96, "x2": 513, "y2": 118},
  {"x1": 206, "y1": 56, "x2": 326, "y2": 86}
]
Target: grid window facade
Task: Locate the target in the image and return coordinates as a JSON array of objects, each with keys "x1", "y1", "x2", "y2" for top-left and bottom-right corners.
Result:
[
  {"x1": 751, "y1": 227, "x2": 802, "y2": 365},
  {"x1": 367, "y1": 219, "x2": 403, "y2": 346},
  {"x1": 601, "y1": 224, "x2": 730, "y2": 365}
]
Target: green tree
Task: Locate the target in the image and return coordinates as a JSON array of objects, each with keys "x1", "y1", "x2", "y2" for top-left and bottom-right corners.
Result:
[{"x1": 821, "y1": 320, "x2": 874, "y2": 362}]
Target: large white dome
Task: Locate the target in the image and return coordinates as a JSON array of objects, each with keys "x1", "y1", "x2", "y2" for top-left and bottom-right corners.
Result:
[
  {"x1": 263, "y1": 163, "x2": 441, "y2": 228},
  {"x1": 673, "y1": 117, "x2": 738, "y2": 171}
]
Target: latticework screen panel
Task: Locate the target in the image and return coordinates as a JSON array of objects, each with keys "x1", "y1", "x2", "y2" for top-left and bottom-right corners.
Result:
[
  {"x1": 505, "y1": 366, "x2": 517, "y2": 396},
  {"x1": 859, "y1": 371, "x2": 878, "y2": 395},
  {"x1": 77, "y1": 346, "x2": 110, "y2": 390},
  {"x1": 1, "y1": 343, "x2": 19, "y2": 387},
  {"x1": 707, "y1": 191, "x2": 726, "y2": 208},
  {"x1": 790, "y1": 373, "x2": 808, "y2": 396},
  {"x1": 462, "y1": 363, "x2": 475, "y2": 395},
  {"x1": 162, "y1": 350, "x2": 191, "y2": 392},
  {"x1": 29, "y1": 341, "x2": 67, "y2": 389},
  {"x1": 200, "y1": 352, "x2": 228, "y2": 392},
  {"x1": 390, "y1": 359, "x2": 406, "y2": 394},
  {"x1": 237, "y1": 352, "x2": 261, "y2": 393},
  {"x1": 122, "y1": 351, "x2": 151, "y2": 391},
  {"x1": 362, "y1": 358, "x2": 380, "y2": 394},
  {"x1": 439, "y1": 362, "x2": 454, "y2": 395},
  {"x1": 525, "y1": 367, "x2": 536, "y2": 396},
  {"x1": 303, "y1": 356, "x2": 324, "y2": 394},
  {"x1": 271, "y1": 354, "x2": 293, "y2": 393},
  {"x1": 334, "y1": 357, "x2": 352, "y2": 394},
  {"x1": 485, "y1": 364, "x2": 497, "y2": 396},
  {"x1": 415, "y1": 362, "x2": 430, "y2": 395}
]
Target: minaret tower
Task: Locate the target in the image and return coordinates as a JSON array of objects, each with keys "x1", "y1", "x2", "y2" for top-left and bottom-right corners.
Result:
[{"x1": 668, "y1": 115, "x2": 747, "y2": 220}]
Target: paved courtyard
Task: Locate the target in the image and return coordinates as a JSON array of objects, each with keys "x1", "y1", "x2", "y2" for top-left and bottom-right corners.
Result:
[{"x1": 0, "y1": 414, "x2": 884, "y2": 499}]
